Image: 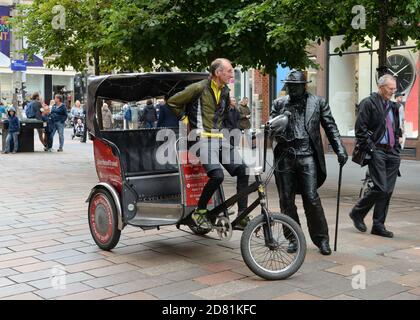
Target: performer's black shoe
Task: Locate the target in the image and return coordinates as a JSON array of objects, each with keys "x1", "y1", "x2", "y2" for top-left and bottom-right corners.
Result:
[
  {"x1": 349, "y1": 211, "x2": 367, "y2": 232},
  {"x1": 371, "y1": 227, "x2": 394, "y2": 238},
  {"x1": 319, "y1": 240, "x2": 332, "y2": 255},
  {"x1": 287, "y1": 240, "x2": 298, "y2": 253}
]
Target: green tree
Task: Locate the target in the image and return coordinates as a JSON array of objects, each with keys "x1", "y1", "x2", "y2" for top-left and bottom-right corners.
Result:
[
  {"x1": 228, "y1": 0, "x2": 420, "y2": 75},
  {"x1": 12, "y1": 0, "x2": 115, "y2": 75}
]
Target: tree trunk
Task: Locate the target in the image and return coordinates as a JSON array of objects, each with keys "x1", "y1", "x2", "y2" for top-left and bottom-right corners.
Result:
[
  {"x1": 94, "y1": 49, "x2": 100, "y2": 76},
  {"x1": 377, "y1": 0, "x2": 388, "y2": 78}
]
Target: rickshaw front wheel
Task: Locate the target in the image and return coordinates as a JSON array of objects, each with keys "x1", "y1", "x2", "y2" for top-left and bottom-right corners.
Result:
[
  {"x1": 88, "y1": 188, "x2": 121, "y2": 251},
  {"x1": 240, "y1": 213, "x2": 306, "y2": 280}
]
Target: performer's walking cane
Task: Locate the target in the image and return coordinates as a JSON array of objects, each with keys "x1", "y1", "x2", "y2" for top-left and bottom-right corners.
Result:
[{"x1": 334, "y1": 164, "x2": 344, "y2": 252}]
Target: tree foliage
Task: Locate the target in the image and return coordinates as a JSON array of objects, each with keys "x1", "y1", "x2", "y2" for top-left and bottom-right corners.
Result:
[{"x1": 12, "y1": 0, "x2": 420, "y2": 75}]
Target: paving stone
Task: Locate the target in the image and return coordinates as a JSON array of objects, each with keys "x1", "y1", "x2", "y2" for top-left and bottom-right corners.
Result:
[
  {"x1": 141, "y1": 260, "x2": 197, "y2": 276},
  {"x1": 346, "y1": 281, "x2": 411, "y2": 300},
  {"x1": 236, "y1": 282, "x2": 298, "y2": 300},
  {"x1": 0, "y1": 250, "x2": 40, "y2": 262},
  {"x1": 0, "y1": 257, "x2": 40, "y2": 269},
  {"x1": 274, "y1": 291, "x2": 322, "y2": 300},
  {"x1": 0, "y1": 277, "x2": 15, "y2": 287},
  {"x1": 163, "y1": 267, "x2": 211, "y2": 281},
  {"x1": 54, "y1": 253, "x2": 105, "y2": 266},
  {"x1": 391, "y1": 272, "x2": 420, "y2": 287},
  {"x1": 55, "y1": 288, "x2": 117, "y2": 300},
  {"x1": 85, "y1": 263, "x2": 139, "y2": 277},
  {"x1": 0, "y1": 292, "x2": 43, "y2": 300},
  {"x1": 13, "y1": 261, "x2": 62, "y2": 273},
  {"x1": 0, "y1": 268, "x2": 19, "y2": 277},
  {"x1": 34, "y1": 249, "x2": 84, "y2": 262},
  {"x1": 344, "y1": 268, "x2": 402, "y2": 286},
  {"x1": 145, "y1": 280, "x2": 207, "y2": 299},
  {"x1": 83, "y1": 270, "x2": 147, "y2": 289},
  {"x1": 328, "y1": 294, "x2": 361, "y2": 300},
  {"x1": 35, "y1": 283, "x2": 94, "y2": 299},
  {"x1": 0, "y1": 283, "x2": 35, "y2": 299},
  {"x1": 108, "y1": 291, "x2": 157, "y2": 300},
  {"x1": 302, "y1": 278, "x2": 354, "y2": 298},
  {"x1": 385, "y1": 292, "x2": 420, "y2": 300},
  {"x1": 10, "y1": 269, "x2": 55, "y2": 283},
  {"x1": 35, "y1": 242, "x2": 89, "y2": 254},
  {"x1": 194, "y1": 271, "x2": 245, "y2": 286},
  {"x1": 7, "y1": 240, "x2": 62, "y2": 252},
  {"x1": 107, "y1": 277, "x2": 173, "y2": 295},
  {"x1": 29, "y1": 272, "x2": 94, "y2": 290},
  {"x1": 192, "y1": 280, "x2": 259, "y2": 299}
]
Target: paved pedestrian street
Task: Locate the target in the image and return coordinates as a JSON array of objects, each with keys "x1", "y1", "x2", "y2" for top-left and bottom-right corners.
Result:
[{"x1": 0, "y1": 129, "x2": 420, "y2": 300}]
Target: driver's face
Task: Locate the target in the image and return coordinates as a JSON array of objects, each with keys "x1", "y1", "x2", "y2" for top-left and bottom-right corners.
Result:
[
  {"x1": 216, "y1": 61, "x2": 234, "y2": 85},
  {"x1": 286, "y1": 83, "x2": 306, "y2": 99}
]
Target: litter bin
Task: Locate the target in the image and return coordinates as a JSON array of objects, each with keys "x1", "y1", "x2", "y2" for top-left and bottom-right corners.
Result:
[{"x1": 0, "y1": 118, "x2": 43, "y2": 152}]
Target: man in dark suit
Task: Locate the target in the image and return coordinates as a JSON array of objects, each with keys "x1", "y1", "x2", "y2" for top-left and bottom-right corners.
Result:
[
  {"x1": 270, "y1": 70, "x2": 348, "y2": 255},
  {"x1": 349, "y1": 74, "x2": 401, "y2": 238}
]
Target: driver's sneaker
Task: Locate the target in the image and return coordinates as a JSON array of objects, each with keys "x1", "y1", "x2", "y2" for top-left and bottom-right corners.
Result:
[{"x1": 191, "y1": 209, "x2": 212, "y2": 231}]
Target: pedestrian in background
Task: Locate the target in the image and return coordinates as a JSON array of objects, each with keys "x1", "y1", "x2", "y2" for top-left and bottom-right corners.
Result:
[
  {"x1": 157, "y1": 97, "x2": 179, "y2": 128},
  {"x1": 26, "y1": 92, "x2": 46, "y2": 148},
  {"x1": 101, "y1": 103, "x2": 113, "y2": 130},
  {"x1": 238, "y1": 97, "x2": 251, "y2": 130},
  {"x1": 50, "y1": 94, "x2": 68, "y2": 152},
  {"x1": 143, "y1": 99, "x2": 157, "y2": 128},
  {"x1": 41, "y1": 105, "x2": 54, "y2": 152},
  {"x1": 238, "y1": 97, "x2": 252, "y2": 148},
  {"x1": 223, "y1": 97, "x2": 241, "y2": 147},
  {"x1": 2, "y1": 107, "x2": 20, "y2": 154},
  {"x1": 395, "y1": 92, "x2": 406, "y2": 147},
  {"x1": 350, "y1": 74, "x2": 402, "y2": 238}
]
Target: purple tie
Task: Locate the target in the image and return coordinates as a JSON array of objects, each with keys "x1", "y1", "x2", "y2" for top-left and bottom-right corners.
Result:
[{"x1": 384, "y1": 102, "x2": 395, "y2": 148}]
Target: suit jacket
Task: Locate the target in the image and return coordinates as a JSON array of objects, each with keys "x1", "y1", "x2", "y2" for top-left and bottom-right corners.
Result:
[
  {"x1": 270, "y1": 93, "x2": 347, "y2": 188},
  {"x1": 355, "y1": 92, "x2": 401, "y2": 155}
]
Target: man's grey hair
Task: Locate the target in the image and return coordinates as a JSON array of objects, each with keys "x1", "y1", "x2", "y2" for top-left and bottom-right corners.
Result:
[
  {"x1": 210, "y1": 58, "x2": 231, "y2": 76},
  {"x1": 377, "y1": 74, "x2": 396, "y2": 87}
]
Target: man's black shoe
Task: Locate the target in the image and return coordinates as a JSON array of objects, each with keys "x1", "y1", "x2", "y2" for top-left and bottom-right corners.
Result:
[
  {"x1": 319, "y1": 240, "x2": 332, "y2": 255},
  {"x1": 287, "y1": 240, "x2": 298, "y2": 253},
  {"x1": 349, "y1": 211, "x2": 367, "y2": 232},
  {"x1": 371, "y1": 227, "x2": 394, "y2": 238}
]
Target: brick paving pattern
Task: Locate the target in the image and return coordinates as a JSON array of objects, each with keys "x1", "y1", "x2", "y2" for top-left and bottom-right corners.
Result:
[{"x1": 0, "y1": 129, "x2": 419, "y2": 300}]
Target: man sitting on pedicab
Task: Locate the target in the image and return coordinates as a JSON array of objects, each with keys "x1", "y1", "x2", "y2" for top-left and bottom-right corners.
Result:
[{"x1": 167, "y1": 58, "x2": 250, "y2": 231}]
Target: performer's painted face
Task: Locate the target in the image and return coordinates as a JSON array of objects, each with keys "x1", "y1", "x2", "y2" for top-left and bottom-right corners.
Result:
[{"x1": 287, "y1": 83, "x2": 306, "y2": 99}]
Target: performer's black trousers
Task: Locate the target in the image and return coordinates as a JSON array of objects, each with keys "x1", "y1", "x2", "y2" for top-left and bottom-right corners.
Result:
[
  {"x1": 274, "y1": 155, "x2": 329, "y2": 247},
  {"x1": 351, "y1": 148, "x2": 401, "y2": 229}
]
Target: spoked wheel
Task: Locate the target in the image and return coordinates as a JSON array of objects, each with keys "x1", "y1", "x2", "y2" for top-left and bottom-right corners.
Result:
[
  {"x1": 241, "y1": 213, "x2": 306, "y2": 280},
  {"x1": 88, "y1": 188, "x2": 121, "y2": 251}
]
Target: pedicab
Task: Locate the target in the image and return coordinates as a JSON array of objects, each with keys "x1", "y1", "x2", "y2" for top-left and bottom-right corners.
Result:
[{"x1": 85, "y1": 72, "x2": 306, "y2": 280}]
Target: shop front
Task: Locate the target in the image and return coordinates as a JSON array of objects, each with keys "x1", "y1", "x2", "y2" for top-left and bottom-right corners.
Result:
[{"x1": 327, "y1": 36, "x2": 419, "y2": 160}]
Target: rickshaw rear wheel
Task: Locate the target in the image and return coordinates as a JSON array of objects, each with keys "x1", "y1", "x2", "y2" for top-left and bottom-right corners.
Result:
[
  {"x1": 241, "y1": 213, "x2": 306, "y2": 280},
  {"x1": 88, "y1": 188, "x2": 121, "y2": 251}
]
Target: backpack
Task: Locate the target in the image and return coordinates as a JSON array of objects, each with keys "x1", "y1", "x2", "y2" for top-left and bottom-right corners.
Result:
[
  {"x1": 124, "y1": 107, "x2": 132, "y2": 121},
  {"x1": 25, "y1": 101, "x2": 36, "y2": 118}
]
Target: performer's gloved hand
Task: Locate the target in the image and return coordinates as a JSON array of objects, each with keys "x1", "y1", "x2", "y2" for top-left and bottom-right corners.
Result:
[{"x1": 337, "y1": 152, "x2": 348, "y2": 166}]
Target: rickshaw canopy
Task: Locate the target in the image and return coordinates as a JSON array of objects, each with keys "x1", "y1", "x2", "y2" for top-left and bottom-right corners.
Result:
[{"x1": 86, "y1": 72, "x2": 209, "y2": 134}]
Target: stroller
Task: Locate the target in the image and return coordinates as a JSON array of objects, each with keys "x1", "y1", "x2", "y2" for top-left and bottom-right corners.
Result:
[{"x1": 71, "y1": 115, "x2": 85, "y2": 140}]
